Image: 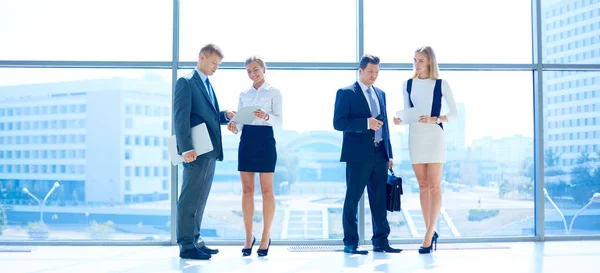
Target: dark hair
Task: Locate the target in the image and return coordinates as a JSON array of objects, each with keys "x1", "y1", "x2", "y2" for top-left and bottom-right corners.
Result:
[
  {"x1": 199, "y1": 43, "x2": 224, "y2": 59},
  {"x1": 358, "y1": 54, "x2": 380, "y2": 70}
]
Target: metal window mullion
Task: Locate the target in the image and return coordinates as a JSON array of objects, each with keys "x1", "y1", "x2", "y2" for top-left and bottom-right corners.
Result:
[
  {"x1": 170, "y1": 0, "x2": 180, "y2": 246},
  {"x1": 0, "y1": 60, "x2": 172, "y2": 69},
  {"x1": 356, "y1": 0, "x2": 366, "y2": 246},
  {"x1": 532, "y1": 0, "x2": 545, "y2": 241}
]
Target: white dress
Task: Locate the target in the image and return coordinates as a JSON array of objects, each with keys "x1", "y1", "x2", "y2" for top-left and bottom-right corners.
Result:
[{"x1": 402, "y1": 78, "x2": 458, "y2": 164}]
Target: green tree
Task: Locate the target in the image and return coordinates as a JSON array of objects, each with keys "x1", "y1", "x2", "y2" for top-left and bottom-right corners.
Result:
[
  {"x1": 576, "y1": 150, "x2": 593, "y2": 164},
  {"x1": 545, "y1": 148, "x2": 560, "y2": 167},
  {"x1": 0, "y1": 204, "x2": 7, "y2": 236},
  {"x1": 570, "y1": 163, "x2": 598, "y2": 205}
]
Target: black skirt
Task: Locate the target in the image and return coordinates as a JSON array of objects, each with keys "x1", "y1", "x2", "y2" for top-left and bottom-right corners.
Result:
[{"x1": 238, "y1": 125, "x2": 277, "y2": 172}]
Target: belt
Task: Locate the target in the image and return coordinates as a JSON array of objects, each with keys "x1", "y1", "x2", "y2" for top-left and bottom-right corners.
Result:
[{"x1": 374, "y1": 141, "x2": 382, "y2": 147}]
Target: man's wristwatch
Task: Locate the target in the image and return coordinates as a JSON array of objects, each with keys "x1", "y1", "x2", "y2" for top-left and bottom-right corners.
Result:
[{"x1": 436, "y1": 117, "x2": 442, "y2": 124}]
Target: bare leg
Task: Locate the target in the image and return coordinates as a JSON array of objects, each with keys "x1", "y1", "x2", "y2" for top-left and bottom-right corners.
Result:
[
  {"x1": 259, "y1": 172, "x2": 275, "y2": 249},
  {"x1": 240, "y1": 172, "x2": 255, "y2": 248},
  {"x1": 424, "y1": 163, "x2": 444, "y2": 247},
  {"x1": 412, "y1": 164, "x2": 430, "y2": 244}
]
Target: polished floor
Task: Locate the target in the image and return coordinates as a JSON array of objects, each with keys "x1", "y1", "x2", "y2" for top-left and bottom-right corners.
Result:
[{"x1": 0, "y1": 241, "x2": 598, "y2": 273}]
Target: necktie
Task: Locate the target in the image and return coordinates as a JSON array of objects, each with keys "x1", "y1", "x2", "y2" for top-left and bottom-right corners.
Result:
[
  {"x1": 366, "y1": 87, "x2": 382, "y2": 142},
  {"x1": 205, "y1": 78, "x2": 216, "y2": 108}
]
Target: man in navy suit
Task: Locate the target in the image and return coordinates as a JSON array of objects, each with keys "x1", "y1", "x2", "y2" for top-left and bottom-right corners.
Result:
[
  {"x1": 333, "y1": 54, "x2": 401, "y2": 254},
  {"x1": 174, "y1": 44, "x2": 235, "y2": 259}
]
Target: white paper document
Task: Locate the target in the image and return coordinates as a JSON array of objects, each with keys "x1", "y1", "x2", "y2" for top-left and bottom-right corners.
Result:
[
  {"x1": 167, "y1": 123, "x2": 214, "y2": 166},
  {"x1": 396, "y1": 107, "x2": 428, "y2": 125},
  {"x1": 231, "y1": 105, "x2": 260, "y2": 125}
]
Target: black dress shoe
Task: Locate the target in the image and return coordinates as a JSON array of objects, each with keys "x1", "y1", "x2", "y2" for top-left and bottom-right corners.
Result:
[
  {"x1": 343, "y1": 245, "x2": 368, "y2": 255},
  {"x1": 198, "y1": 245, "x2": 219, "y2": 255},
  {"x1": 179, "y1": 248, "x2": 211, "y2": 260},
  {"x1": 373, "y1": 244, "x2": 402, "y2": 253}
]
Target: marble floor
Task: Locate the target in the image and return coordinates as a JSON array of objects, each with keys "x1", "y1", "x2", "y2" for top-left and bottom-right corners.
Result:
[{"x1": 0, "y1": 241, "x2": 598, "y2": 273}]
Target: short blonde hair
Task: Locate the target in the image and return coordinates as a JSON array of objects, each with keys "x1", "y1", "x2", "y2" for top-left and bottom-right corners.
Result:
[
  {"x1": 412, "y1": 46, "x2": 439, "y2": 80},
  {"x1": 199, "y1": 43, "x2": 224, "y2": 59},
  {"x1": 245, "y1": 56, "x2": 266, "y2": 68}
]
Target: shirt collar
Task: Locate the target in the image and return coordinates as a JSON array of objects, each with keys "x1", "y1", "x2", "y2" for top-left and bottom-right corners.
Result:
[
  {"x1": 357, "y1": 80, "x2": 371, "y2": 93},
  {"x1": 250, "y1": 82, "x2": 271, "y2": 91},
  {"x1": 194, "y1": 67, "x2": 208, "y2": 83}
]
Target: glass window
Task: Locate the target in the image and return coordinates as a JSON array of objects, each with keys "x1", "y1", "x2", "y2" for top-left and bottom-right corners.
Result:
[
  {"x1": 179, "y1": 0, "x2": 356, "y2": 62},
  {"x1": 374, "y1": 71, "x2": 534, "y2": 237},
  {"x1": 0, "y1": 0, "x2": 172, "y2": 61},
  {"x1": 0, "y1": 68, "x2": 172, "y2": 242},
  {"x1": 542, "y1": 0, "x2": 599, "y2": 64},
  {"x1": 543, "y1": 71, "x2": 600, "y2": 236},
  {"x1": 176, "y1": 69, "x2": 355, "y2": 240},
  {"x1": 365, "y1": 0, "x2": 532, "y2": 63}
]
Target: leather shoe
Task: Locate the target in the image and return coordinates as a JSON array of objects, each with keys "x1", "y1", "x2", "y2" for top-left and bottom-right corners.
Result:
[
  {"x1": 198, "y1": 245, "x2": 219, "y2": 255},
  {"x1": 179, "y1": 247, "x2": 211, "y2": 260},
  {"x1": 373, "y1": 244, "x2": 402, "y2": 253},
  {"x1": 343, "y1": 245, "x2": 368, "y2": 255}
]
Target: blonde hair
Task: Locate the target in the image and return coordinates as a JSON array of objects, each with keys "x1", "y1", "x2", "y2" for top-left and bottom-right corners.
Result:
[
  {"x1": 412, "y1": 46, "x2": 439, "y2": 80},
  {"x1": 245, "y1": 56, "x2": 266, "y2": 68}
]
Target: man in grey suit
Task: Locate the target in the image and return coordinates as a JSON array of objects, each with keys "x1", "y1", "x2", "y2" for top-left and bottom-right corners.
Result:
[{"x1": 174, "y1": 44, "x2": 235, "y2": 260}]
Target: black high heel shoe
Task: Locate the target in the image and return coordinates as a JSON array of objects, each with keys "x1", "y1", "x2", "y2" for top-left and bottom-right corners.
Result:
[
  {"x1": 418, "y1": 232, "x2": 438, "y2": 254},
  {"x1": 257, "y1": 238, "x2": 271, "y2": 257},
  {"x1": 242, "y1": 236, "x2": 256, "y2": 256}
]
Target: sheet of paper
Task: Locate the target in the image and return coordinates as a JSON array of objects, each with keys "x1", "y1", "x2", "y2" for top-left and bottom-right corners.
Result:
[
  {"x1": 231, "y1": 105, "x2": 260, "y2": 125},
  {"x1": 167, "y1": 123, "x2": 214, "y2": 166},
  {"x1": 396, "y1": 107, "x2": 428, "y2": 125}
]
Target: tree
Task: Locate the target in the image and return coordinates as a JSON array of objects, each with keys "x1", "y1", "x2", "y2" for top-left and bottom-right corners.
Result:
[
  {"x1": 570, "y1": 163, "x2": 597, "y2": 205},
  {"x1": 545, "y1": 148, "x2": 560, "y2": 167},
  {"x1": 0, "y1": 204, "x2": 7, "y2": 236},
  {"x1": 576, "y1": 150, "x2": 593, "y2": 164}
]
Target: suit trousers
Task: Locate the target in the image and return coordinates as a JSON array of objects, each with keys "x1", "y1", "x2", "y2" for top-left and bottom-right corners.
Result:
[
  {"x1": 342, "y1": 145, "x2": 391, "y2": 247},
  {"x1": 176, "y1": 157, "x2": 216, "y2": 252}
]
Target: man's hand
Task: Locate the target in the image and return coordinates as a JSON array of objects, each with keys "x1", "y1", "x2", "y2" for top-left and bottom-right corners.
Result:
[
  {"x1": 183, "y1": 150, "x2": 198, "y2": 163},
  {"x1": 388, "y1": 160, "x2": 393, "y2": 170},
  {"x1": 227, "y1": 121, "x2": 238, "y2": 134},
  {"x1": 368, "y1": 117, "x2": 383, "y2": 130},
  {"x1": 226, "y1": 110, "x2": 236, "y2": 120},
  {"x1": 393, "y1": 117, "x2": 402, "y2": 125}
]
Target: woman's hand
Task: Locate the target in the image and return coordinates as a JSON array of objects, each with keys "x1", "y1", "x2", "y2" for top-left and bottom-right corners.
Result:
[
  {"x1": 393, "y1": 117, "x2": 402, "y2": 125},
  {"x1": 254, "y1": 109, "x2": 269, "y2": 120},
  {"x1": 227, "y1": 121, "x2": 238, "y2": 134},
  {"x1": 418, "y1": 115, "x2": 438, "y2": 124}
]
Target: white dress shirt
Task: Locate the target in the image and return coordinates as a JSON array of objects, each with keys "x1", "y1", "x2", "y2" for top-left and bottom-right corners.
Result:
[
  {"x1": 357, "y1": 80, "x2": 381, "y2": 129},
  {"x1": 235, "y1": 82, "x2": 282, "y2": 132}
]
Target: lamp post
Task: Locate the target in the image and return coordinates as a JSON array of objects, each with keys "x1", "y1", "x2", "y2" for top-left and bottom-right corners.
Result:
[
  {"x1": 22, "y1": 182, "x2": 60, "y2": 224},
  {"x1": 543, "y1": 188, "x2": 568, "y2": 234},
  {"x1": 544, "y1": 188, "x2": 600, "y2": 235},
  {"x1": 568, "y1": 192, "x2": 600, "y2": 234}
]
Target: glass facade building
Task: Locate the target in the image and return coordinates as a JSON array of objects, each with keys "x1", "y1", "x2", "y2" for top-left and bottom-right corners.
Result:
[{"x1": 0, "y1": 0, "x2": 599, "y2": 244}]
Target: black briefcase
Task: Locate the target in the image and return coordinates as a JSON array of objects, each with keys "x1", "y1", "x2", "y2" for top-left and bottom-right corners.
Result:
[{"x1": 386, "y1": 169, "x2": 403, "y2": 212}]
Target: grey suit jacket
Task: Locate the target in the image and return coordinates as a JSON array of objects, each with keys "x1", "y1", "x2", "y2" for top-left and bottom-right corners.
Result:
[{"x1": 173, "y1": 70, "x2": 229, "y2": 161}]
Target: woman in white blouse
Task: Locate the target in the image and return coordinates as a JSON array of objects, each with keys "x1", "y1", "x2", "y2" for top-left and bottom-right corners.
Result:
[
  {"x1": 393, "y1": 46, "x2": 458, "y2": 254},
  {"x1": 227, "y1": 56, "x2": 282, "y2": 257}
]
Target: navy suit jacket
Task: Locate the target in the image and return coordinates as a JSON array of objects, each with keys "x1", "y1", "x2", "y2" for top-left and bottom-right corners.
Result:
[
  {"x1": 173, "y1": 70, "x2": 229, "y2": 161},
  {"x1": 333, "y1": 82, "x2": 393, "y2": 162}
]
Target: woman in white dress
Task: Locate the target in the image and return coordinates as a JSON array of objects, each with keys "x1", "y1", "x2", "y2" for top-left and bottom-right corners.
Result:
[
  {"x1": 227, "y1": 56, "x2": 282, "y2": 257},
  {"x1": 393, "y1": 46, "x2": 458, "y2": 254}
]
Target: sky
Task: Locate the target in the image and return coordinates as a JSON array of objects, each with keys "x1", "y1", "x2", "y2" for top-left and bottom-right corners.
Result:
[{"x1": 0, "y1": 0, "x2": 558, "y2": 146}]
